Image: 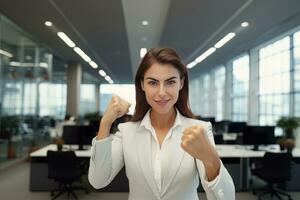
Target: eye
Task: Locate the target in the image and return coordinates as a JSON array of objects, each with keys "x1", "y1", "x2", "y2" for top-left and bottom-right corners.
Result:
[
  {"x1": 166, "y1": 80, "x2": 176, "y2": 85},
  {"x1": 148, "y1": 81, "x2": 157, "y2": 86}
]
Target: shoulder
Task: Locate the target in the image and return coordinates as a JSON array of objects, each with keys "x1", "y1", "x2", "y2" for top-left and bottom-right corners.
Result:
[{"x1": 117, "y1": 121, "x2": 140, "y2": 131}]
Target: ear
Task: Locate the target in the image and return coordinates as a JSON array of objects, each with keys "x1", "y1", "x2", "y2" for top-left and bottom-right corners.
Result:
[
  {"x1": 141, "y1": 80, "x2": 145, "y2": 91},
  {"x1": 180, "y1": 76, "x2": 185, "y2": 90}
]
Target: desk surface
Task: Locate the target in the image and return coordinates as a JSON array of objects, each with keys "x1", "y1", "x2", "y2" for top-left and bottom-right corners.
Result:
[
  {"x1": 30, "y1": 144, "x2": 91, "y2": 157},
  {"x1": 30, "y1": 144, "x2": 300, "y2": 158}
]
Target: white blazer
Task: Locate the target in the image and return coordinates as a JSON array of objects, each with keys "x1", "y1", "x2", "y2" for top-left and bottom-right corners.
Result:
[{"x1": 88, "y1": 110, "x2": 235, "y2": 200}]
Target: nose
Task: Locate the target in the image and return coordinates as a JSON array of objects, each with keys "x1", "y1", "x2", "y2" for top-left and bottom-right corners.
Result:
[{"x1": 158, "y1": 84, "x2": 166, "y2": 96}]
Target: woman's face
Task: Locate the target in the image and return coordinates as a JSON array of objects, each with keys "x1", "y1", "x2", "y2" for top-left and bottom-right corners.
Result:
[{"x1": 141, "y1": 62, "x2": 184, "y2": 115}]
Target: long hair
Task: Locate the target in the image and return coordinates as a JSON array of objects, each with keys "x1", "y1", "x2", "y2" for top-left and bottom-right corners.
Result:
[{"x1": 131, "y1": 47, "x2": 195, "y2": 121}]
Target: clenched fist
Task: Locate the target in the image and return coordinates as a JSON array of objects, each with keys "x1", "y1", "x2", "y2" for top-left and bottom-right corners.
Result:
[
  {"x1": 102, "y1": 95, "x2": 131, "y2": 124},
  {"x1": 181, "y1": 125, "x2": 221, "y2": 181},
  {"x1": 97, "y1": 95, "x2": 131, "y2": 139}
]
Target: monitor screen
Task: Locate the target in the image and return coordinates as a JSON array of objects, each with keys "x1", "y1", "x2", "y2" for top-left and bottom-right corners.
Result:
[
  {"x1": 63, "y1": 125, "x2": 96, "y2": 149},
  {"x1": 243, "y1": 126, "x2": 276, "y2": 146},
  {"x1": 228, "y1": 122, "x2": 247, "y2": 133}
]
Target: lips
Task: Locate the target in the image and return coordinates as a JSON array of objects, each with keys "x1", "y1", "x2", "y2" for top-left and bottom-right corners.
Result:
[{"x1": 154, "y1": 100, "x2": 170, "y2": 106}]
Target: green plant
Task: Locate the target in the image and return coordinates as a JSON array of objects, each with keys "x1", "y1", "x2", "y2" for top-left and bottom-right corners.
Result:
[
  {"x1": 83, "y1": 112, "x2": 100, "y2": 122},
  {"x1": 276, "y1": 117, "x2": 300, "y2": 139},
  {"x1": 0, "y1": 116, "x2": 20, "y2": 140}
]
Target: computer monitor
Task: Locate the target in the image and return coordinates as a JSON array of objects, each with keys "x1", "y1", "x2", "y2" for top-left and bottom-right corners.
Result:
[
  {"x1": 228, "y1": 122, "x2": 247, "y2": 133},
  {"x1": 63, "y1": 125, "x2": 96, "y2": 150},
  {"x1": 243, "y1": 125, "x2": 276, "y2": 150}
]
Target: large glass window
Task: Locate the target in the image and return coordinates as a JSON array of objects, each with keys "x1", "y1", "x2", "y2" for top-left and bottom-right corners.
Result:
[
  {"x1": 39, "y1": 83, "x2": 67, "y2": 118},
  {"x1": 79, "y1": 84, "x2": 97, "y2": 116},
  {"x1": 294, "y1": 31, "x2": 300, "y2": 117},
  {"x1": 258, "y1": 36, "x2": 291, "y2": 125},
  {"x1": 232, "y1": 55, "x2": 249, "y2": 121},
  {"x1": 198, "y1": 74, "x2": 211, "y2": 117},
  {"x1": 214, "y1": 66, "x2": 225, "y2": 121}
]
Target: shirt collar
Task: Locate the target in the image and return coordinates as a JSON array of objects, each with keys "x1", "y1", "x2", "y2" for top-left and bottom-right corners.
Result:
[{"x1": 138, "y1": 108, "x2": 183, "y2": 132}]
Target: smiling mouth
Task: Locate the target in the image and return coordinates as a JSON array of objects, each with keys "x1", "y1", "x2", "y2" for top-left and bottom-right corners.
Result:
[{"x1": 154, "y1": 100, "x2": 170, "y2": 106}]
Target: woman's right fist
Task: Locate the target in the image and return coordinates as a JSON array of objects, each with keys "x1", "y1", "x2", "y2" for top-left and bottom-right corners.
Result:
[{"x1": 102, "y1": 95, "x2": 131, "y2": 125}]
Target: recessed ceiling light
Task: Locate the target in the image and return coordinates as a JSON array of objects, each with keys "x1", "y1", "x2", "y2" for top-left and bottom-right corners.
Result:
[
  {"x1": 45, "y1": 21, "x2": 53, "y2": 27},
  {"x1": 241, "y1": 22, "x2": 249, "y2": 27},
  {"x1": 142, "y1": 21, "x2": 149, "y2": 26}
]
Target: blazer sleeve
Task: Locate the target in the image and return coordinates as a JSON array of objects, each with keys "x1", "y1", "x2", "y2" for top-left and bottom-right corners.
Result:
[
  {"x1": 196, "y1": 122, "x2": 236, "y2": 200},
  {"x1": 88, "y1": 123, "x2": 125, "y2": 189}
]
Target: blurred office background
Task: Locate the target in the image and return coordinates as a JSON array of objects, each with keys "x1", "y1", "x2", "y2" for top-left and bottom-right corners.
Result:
[{"x1": 1, "y1": 0, "x2": 300, "y2": 199}]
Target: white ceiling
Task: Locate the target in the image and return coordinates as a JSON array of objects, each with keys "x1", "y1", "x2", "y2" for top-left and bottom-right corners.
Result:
[{"x1": 0, "y1": 0, "x2": 300, "y2": 83}]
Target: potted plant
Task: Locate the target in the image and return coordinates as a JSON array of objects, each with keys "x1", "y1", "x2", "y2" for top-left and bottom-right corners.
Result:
[
  {"x1": 276, "y1": 117, "x2": 300, "y2": 151},
  {"x1": 276, "y1": 117, "x2": 300, "y2": 139},
  {"x1": 0, "y1": 116, "x2": 20, "y2": 158}
]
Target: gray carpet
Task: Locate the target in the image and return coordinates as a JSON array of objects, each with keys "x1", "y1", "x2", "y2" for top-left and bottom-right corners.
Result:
[{"x1": 0, "y1": 161, "x2": 299, "y2": 200}]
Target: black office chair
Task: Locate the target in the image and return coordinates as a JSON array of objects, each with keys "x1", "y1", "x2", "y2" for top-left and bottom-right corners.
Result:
[
  {"x1": 251, "y1": 152, "x2": 293, "y2": 200},
  {"x1": 47, "y1": 150, "x2": 89, "y2": 200}
]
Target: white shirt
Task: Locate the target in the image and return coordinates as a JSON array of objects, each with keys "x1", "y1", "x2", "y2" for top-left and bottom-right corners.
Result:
[
  {"x1": 89, "y1": 108, "x2": 235, "y2": 200},
  {"x1": 141, "y1": 109, "x2": 182, "y2": 192}
]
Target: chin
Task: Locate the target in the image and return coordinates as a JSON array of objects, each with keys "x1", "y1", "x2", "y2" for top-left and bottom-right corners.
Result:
[{"x1": 151, "y1": 104, "x2": 175, "y2": 115}]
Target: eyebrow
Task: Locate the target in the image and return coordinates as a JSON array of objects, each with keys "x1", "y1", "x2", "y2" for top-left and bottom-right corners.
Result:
[{"x1": 145, "y1": 76, "x2": 178, "y2": 81}]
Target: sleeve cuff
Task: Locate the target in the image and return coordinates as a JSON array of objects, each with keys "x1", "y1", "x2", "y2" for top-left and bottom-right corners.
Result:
[{"x1": 197, "y1": 159, "x2": 224, "y2": 189}]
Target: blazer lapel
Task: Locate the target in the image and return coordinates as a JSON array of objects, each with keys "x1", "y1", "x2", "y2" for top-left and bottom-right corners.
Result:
[
  {"x1": 161, "y1": 127, "x2": 185, "y2": 196},
  {"x1": 136, "y1": 129, "x2": 161, "y2": 199}
]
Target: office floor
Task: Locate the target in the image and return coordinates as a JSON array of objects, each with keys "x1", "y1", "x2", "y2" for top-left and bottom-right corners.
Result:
[{"x1": 0, "y1": 161, "x2": 299, "y2": 200}]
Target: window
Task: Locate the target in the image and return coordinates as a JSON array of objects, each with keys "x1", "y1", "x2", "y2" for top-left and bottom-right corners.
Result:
[
  {"x1": 214, "y1": 66, "x2": 225, "y2": 121},
  {"x1": 231, "y1": 55, "x2": 249, "y2": 121},
  {"x1": 294, "y1": 31, "x2": 300, "y2": 117},
  {"x1": 79, "y1": 84, "x2": 97, "y2": 116},
  {"x1": 23, "y1": 82, "x2": 37, "y2": 115},
  {"x1": 198, "y1": 74, "x2": 211, "y2": 117},
  {"x1": 258, "y1": 37, "x2": 291, "y2": 125},
  {"x1": 39, "y1": 83, "x2": 67, "y2": 118}
]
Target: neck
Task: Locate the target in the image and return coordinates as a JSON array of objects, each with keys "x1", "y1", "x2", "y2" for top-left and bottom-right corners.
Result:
[{"x1": 150, "y1": 107, "x2": 176, "y2": 130}]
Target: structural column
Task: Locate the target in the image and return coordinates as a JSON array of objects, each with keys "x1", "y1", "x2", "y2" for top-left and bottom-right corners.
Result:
[{"x1": 66, "y1": 62, "x2": 82, "y2": 118}]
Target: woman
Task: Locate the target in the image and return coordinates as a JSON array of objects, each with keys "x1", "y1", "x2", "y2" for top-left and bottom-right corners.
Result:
[{"x1": 88, "y1": 47, "x2": 235, "y2": 200}]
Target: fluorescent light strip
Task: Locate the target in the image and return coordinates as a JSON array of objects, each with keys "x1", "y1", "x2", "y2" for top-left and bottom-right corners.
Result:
[
  {"x1": 10, "y1": 61, "x2": 48, "y2": 68},
  {"x1": 0, "y1": 49, "x2": 13, "y2": 58},
  {"x1": 195, "y1": 47, "x2": 216, "y2": 63},
  {"x1": 99, "y1": 70, "x2": 106, "y2": 77},
  {"x1": 187, "y1": 61, "x2": 198, "y2": 69},
  {"x1": 89, "y1": 61, "x2": 98, "y2": 69},
  {"x1": 214, "y1": 32, "x2": 236, "y2": 48},
  {"x1": 140, "y1": 48, "x2": 147, "y2": 58},
  {"x1": 57, "y1": 32, "x2": 76, "y2": 48},
  {"x1": 73, "y1": 47, "x2": 91, "y2": 62},
  {"x1": 54, "y1": 29, "x2": 113, "y2": 82}
]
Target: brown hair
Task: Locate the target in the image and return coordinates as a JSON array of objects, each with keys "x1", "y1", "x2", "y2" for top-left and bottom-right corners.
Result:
[{"x1": 131, "y1": 47, "x2": 195, "y2": 121}]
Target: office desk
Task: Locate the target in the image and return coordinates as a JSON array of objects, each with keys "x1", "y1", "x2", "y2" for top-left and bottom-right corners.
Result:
[{"x1": 30, "y1": 144, "x2": 300, "y2": 191}]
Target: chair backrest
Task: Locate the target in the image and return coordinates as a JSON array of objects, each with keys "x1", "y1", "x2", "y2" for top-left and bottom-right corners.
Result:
[
  {"x1": 47, "y1": 150, "x2": 79, "y2": 179},
  {"x1": 262, "y1": 152, "x2": 293, "y2": 180}
]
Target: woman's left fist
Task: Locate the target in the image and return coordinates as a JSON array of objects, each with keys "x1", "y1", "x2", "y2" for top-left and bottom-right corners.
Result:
[{"x1": 181, "y1": 125, "x2": 218, "y2": 162}]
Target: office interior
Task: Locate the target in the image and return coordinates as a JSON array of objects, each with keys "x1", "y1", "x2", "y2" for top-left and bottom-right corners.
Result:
[{"x1": 1, "y1": 0, "x2": 300, "y2": 199}]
